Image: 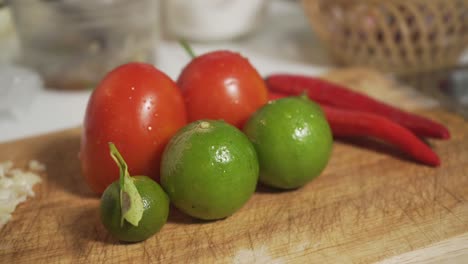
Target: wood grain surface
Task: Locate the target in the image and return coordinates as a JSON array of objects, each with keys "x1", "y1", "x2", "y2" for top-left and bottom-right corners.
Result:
[{"x1": 1, "y1": 69, "x2": 467, "y2": 263}]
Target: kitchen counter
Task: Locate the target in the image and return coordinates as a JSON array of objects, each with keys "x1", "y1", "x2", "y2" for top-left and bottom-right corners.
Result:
[
  {"x1": 1, "y1": 68, "x2": 468, "y2": 263},
  {"x1": 1, "y1": 1, "x2": 468, "y2": 263}
]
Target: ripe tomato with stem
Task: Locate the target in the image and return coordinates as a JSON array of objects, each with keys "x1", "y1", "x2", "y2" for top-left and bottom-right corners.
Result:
[{"x1": 177, "y1": 42, "x2": 268, "y2": 128}]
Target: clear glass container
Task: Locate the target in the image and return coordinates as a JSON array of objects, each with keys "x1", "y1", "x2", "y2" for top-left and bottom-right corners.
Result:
[
  {"x1": 10, "y1": 0, "x2": 159, "y2": 90},
  {"x1": 164, "y1": 0, "x2": 268, "y2": 42}
]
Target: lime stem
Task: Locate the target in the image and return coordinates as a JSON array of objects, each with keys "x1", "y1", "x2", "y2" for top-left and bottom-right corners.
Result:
[
  {"x1": 179, "y1": 39, "x2": 197, "y2": 59},
  {"x1": 109, "y1": 142, "x2": 128, "y2": 192},
  {"x1": 109, "y1": 143, "x2": 128, "y2": 226},
  {"x1": 109, "y1": 142, "x2": 145, "y2": 227}
]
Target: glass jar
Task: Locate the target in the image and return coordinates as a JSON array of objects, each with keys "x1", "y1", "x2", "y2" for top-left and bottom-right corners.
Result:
[
  {"x1": 9, "y1": 0, "x2": 159, "y2": 90},
  {"x1": 164, "y1": 0, "x2": 268, "y2": 42}
]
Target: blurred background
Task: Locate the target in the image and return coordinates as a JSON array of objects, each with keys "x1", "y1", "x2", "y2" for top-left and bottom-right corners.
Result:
[
  {"x1": 0, "y1": 0, "x2": 333, "y2": 88},
  {"x1": 2, "y1": 0, "x2": 465, "y2": 88},
  {"x1": 0, "y1": 0, "x2": 467, "y2": 140}
]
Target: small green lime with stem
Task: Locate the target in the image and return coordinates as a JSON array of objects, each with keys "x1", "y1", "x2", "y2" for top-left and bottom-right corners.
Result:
[{"x1": 100, "y1": 143, "x2": 169, "y2": 242}]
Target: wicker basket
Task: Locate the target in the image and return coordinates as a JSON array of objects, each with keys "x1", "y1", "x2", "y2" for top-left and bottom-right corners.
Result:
[{"x1": 302, "y1": 0, "x2": 468, "y2": 75}]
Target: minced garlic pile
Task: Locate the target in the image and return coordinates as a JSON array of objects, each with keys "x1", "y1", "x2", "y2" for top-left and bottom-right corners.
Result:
[{"x1": 0, "y1": 160, "x2": 44, "y2": 228}]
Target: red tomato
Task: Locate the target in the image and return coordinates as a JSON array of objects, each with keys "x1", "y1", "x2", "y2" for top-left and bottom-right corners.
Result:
[
  {"x1": 80, "y1": 63, "x2": 187, "y2": 194},
  {"x1": 177, "y1": 50, "x2": 268, "y2": 128}
]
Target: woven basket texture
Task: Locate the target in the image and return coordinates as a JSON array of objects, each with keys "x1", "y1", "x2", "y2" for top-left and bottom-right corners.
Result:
[{"x1": 302, "y1": 0, "x2": 468, "y2": 74}]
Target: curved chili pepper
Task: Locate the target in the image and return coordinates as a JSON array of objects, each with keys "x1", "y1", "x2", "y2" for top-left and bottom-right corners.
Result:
[
  {"x1": 268, "y1": 91, "x2": 440, "y2": 167},
  {"x1": 266, "y1": 74, "x2": 450, "y2": 139}
]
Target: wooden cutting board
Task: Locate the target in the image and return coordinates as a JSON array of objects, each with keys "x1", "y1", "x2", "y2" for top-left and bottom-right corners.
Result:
[{"x1": 1, "y1": 69, "x2": 467, "y2": 263}]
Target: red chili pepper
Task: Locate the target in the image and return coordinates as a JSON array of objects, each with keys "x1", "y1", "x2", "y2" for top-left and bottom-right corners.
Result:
[
  {"x1": 266, "y1": 74, "x2": 450, "y2": 139},
  {"x1": 267, "y1": 91, "x2": 286, "y2": 101},
  {"x1": 268, "y1": 91, "x2": 441, "y2": 167}
]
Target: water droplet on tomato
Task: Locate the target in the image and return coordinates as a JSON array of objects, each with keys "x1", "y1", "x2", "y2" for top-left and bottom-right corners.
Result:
[
  {"x1": 143, "y1": 99, "x2": 152, "y2": 111},
  {"x1": 131, "y1": 86, "x2": 135, "y2": 91},
  {"x1": 200, "y1": 121, "x2": 210, "y2": 129},
  {"x1": 147, "y1": 126, "x2": 152, "y2": 131},
  {"x1": 129, "y1": 96, "x2": 133, "y2": 100}
]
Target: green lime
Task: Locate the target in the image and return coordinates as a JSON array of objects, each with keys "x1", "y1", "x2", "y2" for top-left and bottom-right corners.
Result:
[
  {"x1": 100, "y1": 144, "x2": 169, "y2": 242},
  {"x1": 243, "y1": 96, "x2": 333, "y2": 189},
  {"x1": 160, "y1": 120, "x2": 258, "y2": 220},
  {"x1": 100, "y1": 177, "x2": 169, "y2": 242}
]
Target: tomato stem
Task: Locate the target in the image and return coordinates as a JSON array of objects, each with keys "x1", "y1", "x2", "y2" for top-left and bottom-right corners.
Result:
[{"x1": 179, "y1": 39, "x2": 197, "y2": 59}]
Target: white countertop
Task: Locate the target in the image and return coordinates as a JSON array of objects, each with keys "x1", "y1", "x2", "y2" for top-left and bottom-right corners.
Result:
[{"x1": 0, "y1": 0, "x2": 331, "y2": 143}]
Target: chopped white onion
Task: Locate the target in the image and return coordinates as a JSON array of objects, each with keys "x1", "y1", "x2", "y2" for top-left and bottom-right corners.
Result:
[{"x1": 0, "y1": 160, "x2": 42, "y2": 229}]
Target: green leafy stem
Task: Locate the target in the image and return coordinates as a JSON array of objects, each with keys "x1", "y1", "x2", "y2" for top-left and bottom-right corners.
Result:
[{"x1": 109, "y1": 143, "x2": 144, "y2": 227}]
